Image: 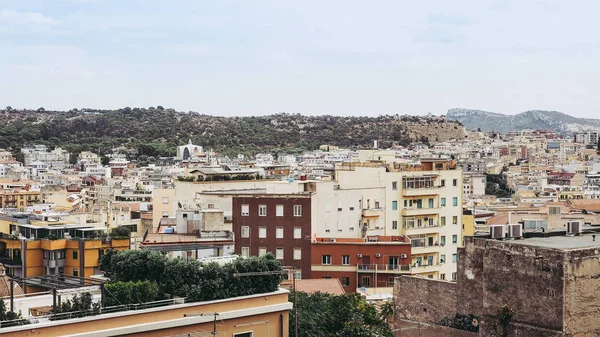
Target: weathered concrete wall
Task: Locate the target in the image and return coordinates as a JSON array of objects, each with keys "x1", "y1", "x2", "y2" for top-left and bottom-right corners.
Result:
[
  {"x1": 394, "y1": 276, "x2": 458, "y2": 324},
  {"x1": 563, "y1": 248, "x2": 600, "y2": 336},
  {"x1": 456, "y1": 245, "x2": 483, "y2": 316}
]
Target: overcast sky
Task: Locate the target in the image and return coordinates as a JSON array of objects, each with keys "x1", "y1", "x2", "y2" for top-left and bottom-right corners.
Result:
[{"x1": 1, "y1": 1, "x2": 600, "y2": 117}]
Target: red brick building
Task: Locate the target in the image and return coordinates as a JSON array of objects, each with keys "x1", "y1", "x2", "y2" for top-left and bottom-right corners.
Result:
[
  {"x1": 233, "y1": 194, "x2": 312, "y2": 280},
  {"x1": 311, "y1": 236, "x2": 412, "y2": 293}
]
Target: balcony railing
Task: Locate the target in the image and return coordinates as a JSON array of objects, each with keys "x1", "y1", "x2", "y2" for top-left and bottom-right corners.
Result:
[
  {"x1": 357, "y1": 264, "x2": 411, "y2": 273},
  {"x1": 401, "y1": 207, "x2": 441, "y2": 216},
  {"x1": 402, "y1": 186, "x2": 443, "y2": 196}
]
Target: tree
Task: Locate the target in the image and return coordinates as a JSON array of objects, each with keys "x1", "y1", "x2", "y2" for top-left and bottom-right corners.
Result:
[
  {"x1": 110, "y1": 226, "x2": 131, "y2": 238},
  {"x1": 54, "y1": 292, "x2": 100, "y2": 320},
  {"x1": 104, "y1": 281, "x2": 161, "y2": 307},
  {"x1": 289, "y1": 291, "x2": 392, "y2": 337}
]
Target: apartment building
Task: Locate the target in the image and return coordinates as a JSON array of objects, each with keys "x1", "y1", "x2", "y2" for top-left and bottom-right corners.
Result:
[
  {"x1": 232, "y1": 194, "x2": 312, "y2": 280},
  {"x1": 0, "y1": 224, "x2": 129, "y2": 281},
  {"x1": 0, "y1": 190, "x2": 42, "y2": 211},
  {"x1": 336, "y1": 159, "x2": 464, "y2": 280},
  {"x1": 311, "y1": 237, "x2": 411, "y2": 293}
]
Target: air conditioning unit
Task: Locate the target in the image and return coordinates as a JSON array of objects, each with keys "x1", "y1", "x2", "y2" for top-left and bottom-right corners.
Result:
[
  {"x1": 489, "y1": 225, "x2": 506, "y2": 239},
  {"x1": 400, "y1": 254, "x2": 408, "y2": 259},
  {"x1": 567, "y1": 220, "x2": 582, "y2": 235},
  {"x1": 357, "y1": 254, "x2": 363, "y2": 258},
  {"x1": 376, "y1": 253, "x2": 381, "y2": 258},
  {"x1": 507, "y1": 224, "x2": 523, "y2": 239}
]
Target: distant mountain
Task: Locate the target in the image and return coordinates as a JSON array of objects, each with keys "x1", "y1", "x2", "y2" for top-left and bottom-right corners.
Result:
[{"x1": 446, "y1": 108, "x2": 600, "y2": 134}]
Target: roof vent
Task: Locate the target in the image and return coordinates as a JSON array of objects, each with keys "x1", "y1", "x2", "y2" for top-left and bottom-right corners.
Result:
[
  {"x1": 489, "y1": 225, "x2": 506, "y2": 239},
  {"x1": 567, "y1": 220, "x2": 582, "y2": 236},
  {"x1": 507, "y1": 224, "x2": 523, "y2": 239}
]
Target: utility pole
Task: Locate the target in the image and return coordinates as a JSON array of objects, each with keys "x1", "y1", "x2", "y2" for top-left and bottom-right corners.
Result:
[
  {"x1": 183, "y1": 312, "x2": 220, "y2": 336},
  {"x1": 233, "y1": 269, "x2": 297, "y2": 337}
]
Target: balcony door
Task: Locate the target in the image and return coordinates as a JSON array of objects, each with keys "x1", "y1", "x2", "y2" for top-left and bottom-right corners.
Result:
[{"x1": 389, "y1": 256, "x2": 399, "y2": 269}]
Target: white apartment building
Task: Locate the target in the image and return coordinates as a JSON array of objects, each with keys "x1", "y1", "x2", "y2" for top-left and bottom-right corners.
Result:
[
  {"x1": 335, "y1": 159, "x2": 463, "y2": 281},
  {"x1": 574, "y1": 131, "x2": 599, "y2": 146}
]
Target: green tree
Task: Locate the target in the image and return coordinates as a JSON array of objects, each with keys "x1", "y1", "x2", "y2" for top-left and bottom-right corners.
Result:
[
  {"x1": 54, "y1": 292, "x2": 100, "y2": 320},
  {"x1": 104, "y1": 281, "x2": 161, "y2": 307},
  {"x1": 289, "y1": 291, "x2": 392, "y2": 337},
  {"x1": 110, "y1": 226, "x2": 131, "y2": 238}
]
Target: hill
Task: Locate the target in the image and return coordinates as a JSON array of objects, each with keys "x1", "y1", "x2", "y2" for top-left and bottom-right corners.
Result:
[
  {"x1": 0, "y1": 107, "x2": 465, "y2": 159},
  {"x1": 446, "y1": 108, "x2": 600, "y2": 134}
]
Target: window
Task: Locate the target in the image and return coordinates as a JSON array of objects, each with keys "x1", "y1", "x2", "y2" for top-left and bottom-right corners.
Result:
[
  {"x1": 452, "y1": 272, "x2": 457, "y2": 281},
  {"x1": 258, "y1": 205, "x2": 267, "y2": 216},
  {"x1": 276, "y1": 248, "x2": 284, "y2": 259},
  {"x1": 162, "y1": 211, "x2": 169, "y2": 218},
  {"x1": 258, "y1": 247, "x2": 267, "y2": 257},
  {"x1": 98, "y1": 249, "x2": 105, "y2": 262},
  {"x1": 233, "y1": 332, "x2": 253, "y2": 337},
  {"x1": 342, "y1": 255, "x2": 350, "y2": 265},
  {"x1": 452, "y1": 254, "x2": 458, "y2": 263},
  {"x1": 293, "y1": 205, "x2": 302, "y2": 217},
  {"x1": 322, "y1": 276, "x2": 331, "y2": 279},
  {"x1": 440, "y1": 273, "x2": 446, "y2": 280},
  {"x1": 258, "y1": 227, "x2": 267, "y2": 238},
  {"x1": 453, "y1": 197, "x2": 458, "y2": 206},
  {"x1": 440, "y1": 198, "x2": 446, "y2": 206},
  {"x1": 73, "y1": 268, "x2": 79, "y2": 277},
  {"x1": 441, "y1": 216, "x2": 446, "y2": 226},
  {"x1": 428, "y1": 275, "x2": 434, "y2": 279},
  {"x1": 452, "y1": 216, "x2": 458, "y2": 225},
  {"x1": 392, "y1": 220, "x2": 398, "y2": 230},
  {"x1": 453, "y1": 179, "x2": 457, "y2": 186},
  {"x1": 392, "y1": 201, "x2": 398, "y2": 210},
  {"x1": 276, "y1": 205, "x2": 284, "y2": 217},
  {"x1": 342, "y1": 277, "x2": 350, "y2": 286},
  {"x1": 388, "y1": 277, "x2": 395, "y2": 286},
  {"x1": 361, "y1": 276, "x2": 371, "y2": 287},
  {"x1": 428, "y1": 198, "x2": 434, "y2": 208},
  {"x1": 241, "y1": 226, "x2": 250, "y2": 238},
  {"x1": 241, "y1": 204, "x2": 249, "y2": 216},
  {"x1": 73, "y1": 250, "x2": 78, "y2": 260},
  {"x1": 322, "y1": 255, "x2": 332, "y2": 265},
  {"x1": 162, "y1": 197, "x2": 169, "y2": 204},
  {"x1": 441, "y1": 236, "x2": 446, "y2": 246},
  {"x1": 241, "y1": 247, "x2": 250, "y2": 257},
  {"x1": 452, "y1": 235, "x2": 458, "y2": 244},
  {"x1": 120, "y1": 214, "x2": 125, "y2": 221},
  {"x1": 392, "y1": 181, "x2": 398, "y2": 190},
  {"x1": 294, "y1": 226, "x2": 302, "y2": 239},
  {"x1": 440, "y1": 254, "x2": 446, "y2": 263},
  {"x1": 441, "y1": 179, "x2": 446, "y2": 187},
  {"x1": 293, "y1": 248, "x2": 302, "y2": 260},
  {"x1": 293, "y1": 269, "x2": 302, "y2": 280},
  {"x1": 276, "y1": 226, "x2": 284, "y2": 239}
]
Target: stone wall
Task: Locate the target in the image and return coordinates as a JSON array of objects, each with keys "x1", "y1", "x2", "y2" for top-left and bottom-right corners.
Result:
[
  {"x1": 563, "y1": 248, "x2": 600, "y2": 336},
  {"x1": 394, "y1": 320, "x2": 478, "y2": 337},
  {"x1": 394, "y1": 276, "x2": 458, "y2": 324}
]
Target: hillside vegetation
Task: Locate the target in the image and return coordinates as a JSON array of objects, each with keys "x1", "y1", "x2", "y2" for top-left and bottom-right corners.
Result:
[{"x1": 1, "y1": 107, "x2": 464, "y2": 158}]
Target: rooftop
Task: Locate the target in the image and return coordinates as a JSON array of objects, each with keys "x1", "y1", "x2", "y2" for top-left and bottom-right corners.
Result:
[{"x1": 490, "y1": 231, "x2": 600, "y2": 250}]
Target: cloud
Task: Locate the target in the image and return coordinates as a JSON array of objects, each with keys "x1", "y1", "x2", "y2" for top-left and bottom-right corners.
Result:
[
  {"x1": 427, "y1": 14, "x2": 474, "y2": 26},
  {"x1": 0, "y1": 9, "x2": 59, "y2": 27}
]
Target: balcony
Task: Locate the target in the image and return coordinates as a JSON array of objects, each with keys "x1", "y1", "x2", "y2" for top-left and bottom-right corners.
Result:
[
  {"x1": 357, "y1": 264, "x2": 411, "y2": 274},
  {"x1": 402, "y1": 187, "x2": 443, "y2": 197},
  {"x1": 403, "y1": 224, "x2": 444, "y2": 234},
  {"x1": 412, "y1": 244, "x2": 443, "y2": 255},
  {"x1": 362, "y1": 208, "x2": 384, "y2": 218},
  {"x1": 311, "y1": 264, "x2": 357, "y2": 273},
  {"x1": 0, "y1": 257, "x2": 22, "y2": 267},
  {"x1": 42, "y1": 258, "x2": 66, "y2": 268},
  {"x1": 401, "y1": 207, "x2": 441, "y2": 216},
  {"x1": 410, "y1": 263, "x2": 441, "y2": 274}
]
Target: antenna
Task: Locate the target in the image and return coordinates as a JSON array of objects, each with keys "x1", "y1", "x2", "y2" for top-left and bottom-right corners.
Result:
[{"x1": 183, "y1": 312, "x2": 220, "y2": 336}]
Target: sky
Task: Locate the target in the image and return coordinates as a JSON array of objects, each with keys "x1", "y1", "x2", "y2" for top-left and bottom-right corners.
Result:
[{"x1": 1, "y1": 0, "x2": 600, "y2": 117}]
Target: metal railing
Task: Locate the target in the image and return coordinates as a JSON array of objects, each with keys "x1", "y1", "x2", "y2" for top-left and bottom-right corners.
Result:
[{"x1": 357, "y1": 264, "x2": 411, "y2": 272}]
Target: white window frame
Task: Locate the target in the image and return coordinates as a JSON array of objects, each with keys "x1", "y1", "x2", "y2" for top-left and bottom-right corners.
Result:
[
  {"x1": 258, "y1": 226, "x2": 267, "y2": 239},
  {"x1": 241, "y1": 226, "x2": 250, "y2": 238},
  {"x1": 241, "y1": 247, "x2": 250, "y2": 257},
  {"x1": 293, "y1": 205, "x2": 302, "y2": 217},
  {"x1": 258, "y1": 247, "x2": 267, "y2": 257},
  {"x1": 322, "y1": 255, "x2": 332, "y2": 265},
  {"x1": 241, "y1": 204, "x2": 249, "y2": 216},
  {"x1": 342, "y1": 255, "x2": 350, "y2": 265},
  {"x1": 294, "y1": 226, "x2": 302, "y2": 239},
  {"x1": 276, "y1": 247, "x2": 284, "y2": 260},
  {"x1": 258, "y1": 204, "x2": 267, "y2": 217},
  {"x1": 293, "y1": 248, "x2": 302, "y2": 260},
  {"x1": 276, "y1": 226, "x2": 284, "y2": 239},
  {"x1": 162, "y1": 197, "x2": 169, "y2": 204},
  {"x1": 276, "y1": 204, "x2": 284, "y2": 217}
]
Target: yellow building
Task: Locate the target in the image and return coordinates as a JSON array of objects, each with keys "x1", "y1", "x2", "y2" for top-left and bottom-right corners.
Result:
[
  {"x1": 0, "y1": 190, "x2": 42, "y2": 211},
  {"x1": 1, "y1": 288, "x2": 291, "y2": 337},
  {"x1": 0, "y1": 224, "x2": 129, "y2": 281},
  {"x1": 462, "y1": 210, "x2": 475, "y2": 239}
]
